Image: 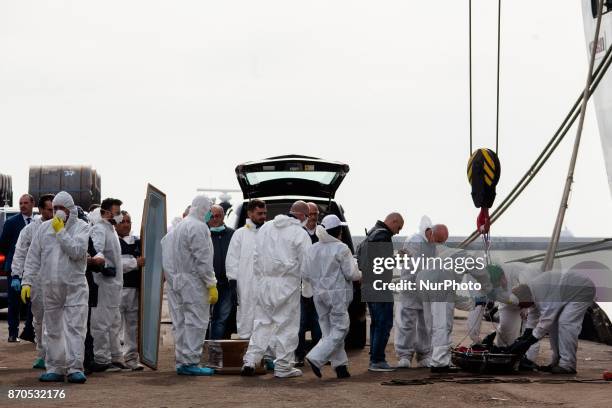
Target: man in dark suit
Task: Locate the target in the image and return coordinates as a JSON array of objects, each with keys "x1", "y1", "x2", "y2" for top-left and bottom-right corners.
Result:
[{"x1": 0, "y1": 194, "x2": 35, "y2": 342}]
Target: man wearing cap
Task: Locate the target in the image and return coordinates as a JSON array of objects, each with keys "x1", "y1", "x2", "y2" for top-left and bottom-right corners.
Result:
[{"x1": 302, "y1": 215, "x2": 361, "y2": 379}]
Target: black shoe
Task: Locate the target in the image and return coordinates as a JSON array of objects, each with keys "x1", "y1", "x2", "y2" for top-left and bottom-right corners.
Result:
[
  {"x1": 240, "y1": 365, "x2": 255, "y2": 377},
  {"x1": 83, "y1": 359, "x2": 95, "y2": 375},
  {"x1": 8, "y1": 335, "x2": 20, "y2": 343},
  {"x1": 19, "y1": 329, "x2": 35, "y2": 343},
  {"x1": 518, "y1": 357, "x2": 538, "y2": 371},
  {"x1": 538, "y1": 364, "x2": 555, "y2": 373},
  {"x1": 551, "y1": 366, "x2": 577, "y2": 375},
  {"x1": 335, "y1": 365, "x2": 351, "y2": 379},
  {"x1": 90, "y1": 362, "x2": 112, "y2": 373},
  {"x1": 306, "y1": 358, "x2": 321, "y2": 378},
  {"x1": 431, "y1": 365, "x2": 461, "y2": 374},
  {"x1": 294, "y1": 359, "x2": 305, "y2": 368}
]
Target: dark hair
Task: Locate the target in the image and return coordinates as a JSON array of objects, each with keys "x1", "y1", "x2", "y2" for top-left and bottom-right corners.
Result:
[
  {"x1": 120, "y1": 210, "x2": 129, "y2": 216},
  {"x1": 326, "y1": 226, "x2": 342, "y2": 239},
  {"x1": 88, "y1": 204, "x2": 100, "y2": 212},
  {"x1": 247, "y1": 199, "x2": 266, "y2": 212},
  {"x1": 76, "y1": 206, "x2": 89, "y2": 223},
  {"x1": 101, "y1": 198, "x2": 123, "y2": 212},
  {"x1": 513, "y1": 284, "x2": 533, "y2": 304},
  {"x1": 38, "y1": 194, "x2": 54, "y2": 209}
]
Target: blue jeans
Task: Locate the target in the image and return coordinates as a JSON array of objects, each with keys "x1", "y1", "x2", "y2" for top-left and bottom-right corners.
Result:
[
  {"x1": 296, "y1": 296, "x2": 322, "y2": 360},
  {"x1": 7, "y1": 275, "x2": 33, "y2": 338},
  {"x1": 209, "y1": 284, "x2": 236, "y2": 340},
  {"x1": 368, "y1": 302, "x2": 394, "y2": 364}
]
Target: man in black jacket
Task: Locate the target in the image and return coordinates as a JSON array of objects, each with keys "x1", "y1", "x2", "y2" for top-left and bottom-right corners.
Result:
[
  {"x1": 207, "y1": 204, "x2": 236, "y2": 341},
  {"x1": 358, "y1": 213, "x2": 404, "y2": 372}
]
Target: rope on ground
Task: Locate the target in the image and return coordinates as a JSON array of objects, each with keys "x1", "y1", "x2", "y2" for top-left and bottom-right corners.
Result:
[{"x1": 381, "y1": 376, "x2": 612, "y2": 386}]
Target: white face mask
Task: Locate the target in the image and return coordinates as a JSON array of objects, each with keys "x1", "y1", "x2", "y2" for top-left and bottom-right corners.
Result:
[
  {"x1": 113, "y1": 214, "x2": 124, "y2": 225},
  {"x1": 55, "y1": 210, "x2": 67, "y2": 222}
]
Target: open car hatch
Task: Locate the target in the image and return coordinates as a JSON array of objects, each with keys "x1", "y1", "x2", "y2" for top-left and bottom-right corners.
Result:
[{"x1": 235, "y1": 155, "x2": 350, "y2": 199}]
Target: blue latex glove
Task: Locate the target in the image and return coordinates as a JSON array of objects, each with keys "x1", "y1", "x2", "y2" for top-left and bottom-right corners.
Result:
[{"x1": 10, "y1": 276, "x2": 21, "y2": 292}]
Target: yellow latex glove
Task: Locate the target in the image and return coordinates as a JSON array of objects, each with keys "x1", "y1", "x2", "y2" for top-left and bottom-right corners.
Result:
[
  {"x1": 21, "y1": 285, "x2": 31, "y2": 304},
  {"x1": 51, "y1": 216, "x2": 65, "y2": 233},
  {"x1": 208, "y1": 285, "x2": 218, "y2": 305}
]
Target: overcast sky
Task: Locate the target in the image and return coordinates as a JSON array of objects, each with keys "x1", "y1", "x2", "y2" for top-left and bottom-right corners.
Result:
[{"x1": 1, "y1": 1, "x2": 611, "y2": 238}]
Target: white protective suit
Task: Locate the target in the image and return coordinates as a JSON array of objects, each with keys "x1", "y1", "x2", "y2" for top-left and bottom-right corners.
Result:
[
  {"x1": 491, "y1": 262, "x2": 541, "y2": 362},
  {"x1": 90, "y1": 216, "x2": 124, "y2": 366},
  {"x1": 22, "y1": 192, "x2": 90, "y2": 375},
  {"x1": 88, "y1": 207, "x2": 101, "y2": 225},
  {"x1": 466, "y1": 297, "x2": 486, "y2": 344},
  {"x1": 12, "y1": 216, "x2": 46, "y2": 360},
  {"x1": 161, "y1": 195, "x2": 217, "y2": 368},
  {"x1": 242, "y1": 214, "x2": 312, "y2": 376},
  {"x1": 119, "y1": 234, "x2": 140, "y2": 364},
  {"x1": 526, "y1": 271, "x2": 596, "y2": 371},
  {"x1": 394, "y1": 216, "x2": 433, "y2": 367},
  {"x1": 417, "y1": 245, "x2": 493, "y2": 368},
  {"x1": 225, "y1": 218, "x2": 260, "y2": 339},
  {"x1": 302, "y1": 226, "x2": 361, "y2": 369}
]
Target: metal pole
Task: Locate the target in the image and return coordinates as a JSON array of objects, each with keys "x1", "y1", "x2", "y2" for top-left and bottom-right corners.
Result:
[
  {"x1": 508, "y1": 237, "x2": 612, "y2": 264},
  {"x1": 542, "y1": 0, "x2": 605, "y2": 271}
]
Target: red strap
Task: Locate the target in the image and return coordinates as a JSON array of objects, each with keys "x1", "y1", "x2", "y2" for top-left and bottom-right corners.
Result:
[{"x1": 477, "y1": 207, "x2": 490, "y2": 234}]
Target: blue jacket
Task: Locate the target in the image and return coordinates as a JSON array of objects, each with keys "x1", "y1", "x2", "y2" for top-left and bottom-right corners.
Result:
[{"x1": 0, "y1": 213, "x2": 27, "y2": 273}]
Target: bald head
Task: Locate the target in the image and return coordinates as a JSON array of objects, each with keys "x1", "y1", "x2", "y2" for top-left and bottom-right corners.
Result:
[
  {"x1": 431, "y1": 224, "x2": 449, "y2": 243},
  {"x1": 306, "y1": 202, "x2": 319, "y2": 230},
  {"x1": 208, "y1": 204, "x2": 225, "y2": 228},
  {"x1": 290, "y1": 200, "x2": 309, "y2": 223},
  {"x1": 384, "y1": 212, "x2": 404, "y2": 235}
]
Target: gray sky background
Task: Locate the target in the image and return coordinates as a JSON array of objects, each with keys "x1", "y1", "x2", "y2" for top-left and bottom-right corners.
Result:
[{"x1": 1, "y1": 0, "x2": 611, "y2": 238}]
